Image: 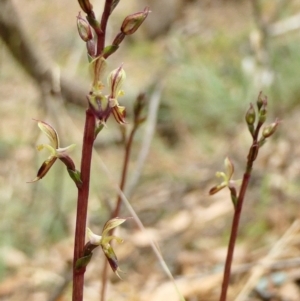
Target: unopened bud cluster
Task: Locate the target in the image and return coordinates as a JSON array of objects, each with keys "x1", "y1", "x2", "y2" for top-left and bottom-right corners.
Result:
[
  {"x1": 244, "y1": 92, "x2": 280, "y2": 157},
  {"x1": 75, "y1": 2, "x2": 149, "y2": 126},
  {"x1": 76, "y1": 4, "x2": 149, "y2": 59},
  {"x1": 209, "y1": 92, "x2": 279, "y2": 204}
]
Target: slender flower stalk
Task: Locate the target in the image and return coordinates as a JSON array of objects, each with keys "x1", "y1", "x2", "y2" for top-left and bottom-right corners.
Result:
[
  {"x1": 209, "y1": 92, "x2": 279, "y2": 301},
  {"x1": 31, "y1": 2, "x2": 149, "y2": 300},
  {"x1": 72, "y1": 2, "x2": 149, "y2": 301},
  {"x1": 218, "y1": 156, "x2": 255, "y2": 301},
  {"x1": 73, "y1": 109, "x2": 96, "y2": 301}
]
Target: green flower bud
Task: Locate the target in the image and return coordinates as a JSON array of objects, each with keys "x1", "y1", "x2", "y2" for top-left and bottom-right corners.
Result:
[
  {"x1": 262, "y1": 119, "x2": 279, "y2": 138},
  {"x1": 258, "y1": 101, "x2": 267, "y2": 124},
  {"x1": 257, "y1": 91, "x2": 264, "y2": 110},
  {"x1": 77, "y1": 12, "x2": 93, "y2": 42},
  {"x1": 121, "y1": 7, "x2": 150, "y2": 35},
  {"x1": 245, "y1": 103, "x2": 256, "y2": 126}
]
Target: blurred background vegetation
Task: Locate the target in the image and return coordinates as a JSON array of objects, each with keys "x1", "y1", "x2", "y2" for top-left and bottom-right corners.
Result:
[{"x1": 1, "y1": 0, "x2": 300, "y2": 300}]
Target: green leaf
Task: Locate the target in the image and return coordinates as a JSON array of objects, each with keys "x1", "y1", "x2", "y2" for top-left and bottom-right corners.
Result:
[
  {"x1": 231, "y1": 194, "x2": 238, "y2": 208},
  {"x1": 95, "y1": 123, "x2": 104, "y2": 138},
  {"x1": 75, "y1": 253, "x2": 93, "y2": 270},
  {"x1": 68, "y1": 169, "x2": 82, "y2": 188},
  {"x1": 103, "y1": 45, "x2": 119, "y2": 57}
]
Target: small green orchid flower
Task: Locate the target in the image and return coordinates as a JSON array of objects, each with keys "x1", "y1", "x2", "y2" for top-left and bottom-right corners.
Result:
[
  {"x1": 209, "y1": 157, "x2": 241, "y2": 196},
  {"x1": 88, "y1": 64, "x2": 126, "y2": 125},
  {"x1": 107, "y1": 65, "x2": 127, "y2": 124},
  {"x1": 90, "y1": 56, "x2": 107, "y2": 89},
  {"x1": 86, "y1": 217, "x2": 128, "y2": 278},
  {"x1": 29, "y1": 120, "x2": 76, "y2": 182}
]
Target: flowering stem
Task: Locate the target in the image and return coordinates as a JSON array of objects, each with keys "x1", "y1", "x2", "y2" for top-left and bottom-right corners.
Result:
[
  {"x1": 219, "y1": 122, "x2": 263, "y2": 301},
  {"x1": 219, "y1": 168, "x2": 252, "y2": 301},
  {"x1": 97, "y1": 0, "x2": 113, "y2": 55},
  {"x1": 73, "y1": 108, "x2": 96, "y2": 301},
  {"x1": 100, "y1": 124, "x2": 138, "y2": 301}
]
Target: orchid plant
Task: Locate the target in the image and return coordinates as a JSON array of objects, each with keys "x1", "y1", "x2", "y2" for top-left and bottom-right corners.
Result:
[
  {"x1": 209, "y1": 92, "x2": 279, "y2": 301},
  {"x1": 27, "y1": 2, "x2": 280, "y2": 301},
  {"x1": 29, "y1": 1, "x2": 149, "y2": 301}
]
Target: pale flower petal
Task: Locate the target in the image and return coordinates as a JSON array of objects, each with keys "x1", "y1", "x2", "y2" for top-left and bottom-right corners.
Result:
[
  {"x1": 37, "y1": 144, "x2": 57, "y2": 156},
  {"x1": 102, "y1": 217, "x2": 127, "y2": 237},
  {"x1": 56, "y1": 144, "x2": 76, "y2": 157},
  {"x1": 224, "y1": 157, "x2": 234, "y2": 179},
  {"x1": 107, "y1": 65, "x2": 126, "y2": 99},
  {"x1": 36, "y1": 120, "x2": 59, "y2": 148},
  {"x1": 87, "y1": 228, "x2": 102, "y2": 245}
]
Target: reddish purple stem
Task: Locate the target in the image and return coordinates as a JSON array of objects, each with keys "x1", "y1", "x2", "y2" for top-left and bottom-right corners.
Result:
[{"x1": 73, "y1": 109, "x2": 96, "y2": 301}]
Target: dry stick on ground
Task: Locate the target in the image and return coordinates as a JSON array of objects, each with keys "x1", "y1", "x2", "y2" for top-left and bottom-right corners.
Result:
[{"x1": 0, "y1": 0, "x2": 88, "y2": 108}]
